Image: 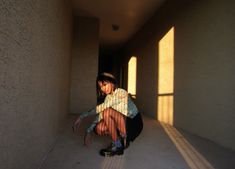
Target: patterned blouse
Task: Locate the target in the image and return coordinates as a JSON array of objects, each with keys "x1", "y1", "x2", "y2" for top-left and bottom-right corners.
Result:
[{"x1": 79, "y1": 88, "x2": 138, "y2": 133}]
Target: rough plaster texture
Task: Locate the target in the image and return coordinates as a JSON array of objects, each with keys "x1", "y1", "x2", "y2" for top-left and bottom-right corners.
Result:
[
  {"x1": 173, "y1": 0, "x2": 235, "y2": 151},
  {"x1": 0, "y1": 0, "x2": 72, "y2": 169},
  {"x1": 122, "y1": 0, "x2": 235, "y2": 150},
  {"x1": 70, "y1": 17, "x2": 99, "y2": 114}
]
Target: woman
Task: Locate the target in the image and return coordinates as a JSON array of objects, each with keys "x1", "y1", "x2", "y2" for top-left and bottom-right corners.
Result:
[{"x1": 73, "y1": 72, "x2": 143, "y2": 156}]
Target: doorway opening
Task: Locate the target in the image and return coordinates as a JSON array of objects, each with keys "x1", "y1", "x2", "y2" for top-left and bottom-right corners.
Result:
[
  {"x1": 128, "y1": 56, "x2": 137, "y2": 98},
  {"x1": 157, "y1": 27, "x2": 174, "y2": 125}
]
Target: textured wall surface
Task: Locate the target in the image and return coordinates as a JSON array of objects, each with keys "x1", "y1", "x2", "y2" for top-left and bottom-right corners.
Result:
[
  {"x1": 70, "y1": 17, "x2": 99, "y2": 114},
  {"x1": 122, "y1": 0, "x2": 235, "y2": 150},
  {"x1": 0, "y1": 0, "x2": 72, "y2": 169},
  {"x1": 173, "y1": 0, "x2": 235, "y2": 151}
]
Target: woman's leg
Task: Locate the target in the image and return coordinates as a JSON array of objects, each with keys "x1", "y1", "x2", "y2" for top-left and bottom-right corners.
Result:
[
  {"x1": 102, "y1": 108, "x2": 126, "y2": 141},
  {"x1": 96, "y1": 120, "x2": 109, "y2": 136}
]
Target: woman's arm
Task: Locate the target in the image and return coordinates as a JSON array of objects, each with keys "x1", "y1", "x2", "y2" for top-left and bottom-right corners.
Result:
[
  {"x1": 86, "y1": 116, "x2": 99, "y2": 133},
  {"x1": 96, "y1": 89, "x2": 128, "y2": 113},
  {"x1": 83, "y1": 116, "x2": 99, "y2": 146},
  {"x1": 79, "y1": 108, "x2": 96, "y2": 119},
  {"x1": 73, "y1": 108, "x2": 96, "y2": 131}
]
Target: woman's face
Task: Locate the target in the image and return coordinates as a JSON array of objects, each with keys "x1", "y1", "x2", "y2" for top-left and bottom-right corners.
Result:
[{"x1": 98, "y1": 81, "x2": 114, "y2": 95}]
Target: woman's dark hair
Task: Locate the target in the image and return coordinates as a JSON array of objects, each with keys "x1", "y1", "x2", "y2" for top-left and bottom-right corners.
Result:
[{"x1": 96, "y1": 72, "x2": 117, "y2": 103}]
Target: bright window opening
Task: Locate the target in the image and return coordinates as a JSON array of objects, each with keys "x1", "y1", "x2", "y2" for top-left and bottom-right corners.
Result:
[
  {"x1": 157, "y1": 27, "x2": 174, "y2": 125},
  {"x1": 128, "y1": 56, "x2": 137, "y2": 98}
]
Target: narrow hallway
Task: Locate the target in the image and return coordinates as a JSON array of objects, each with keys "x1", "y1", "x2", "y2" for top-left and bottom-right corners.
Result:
[
  {"x1": 1, "y1": 1, "x2": 235, "y2": 169},
  {"x1": 40, "y1": 115, "x2": 235, "y2": 169}
]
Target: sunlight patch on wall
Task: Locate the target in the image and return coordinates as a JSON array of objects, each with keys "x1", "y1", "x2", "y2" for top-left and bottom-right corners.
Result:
[
  {"x1": 157, "y1": 27, "x2": 174, "y2": 125},
  {"x1": 128, "y1": 56, "x2": 137, "y2": 98},
  {"x1": 158, "y1": 95, "x2": 174, "y2": 125}
]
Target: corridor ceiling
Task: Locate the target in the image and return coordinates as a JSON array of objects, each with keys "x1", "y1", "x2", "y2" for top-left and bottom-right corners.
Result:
[{"x1": 72, "y1": 0, "x2": 166, "y2": 50}]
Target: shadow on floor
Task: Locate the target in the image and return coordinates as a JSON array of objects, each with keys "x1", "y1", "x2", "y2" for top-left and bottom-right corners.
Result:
[{"x1": 39, "y1": 115, "x2": 235, "y2": 169}]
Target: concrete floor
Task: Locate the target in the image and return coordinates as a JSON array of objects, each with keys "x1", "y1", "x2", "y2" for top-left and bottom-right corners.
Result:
[{"x1": 40, "y1": 115, "x2": 235, "y2": 169}]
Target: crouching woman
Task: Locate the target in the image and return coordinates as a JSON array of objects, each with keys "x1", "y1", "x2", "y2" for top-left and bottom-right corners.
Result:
[{"x1": 73, "y1": 72, "x2": 143, "y2": 157}]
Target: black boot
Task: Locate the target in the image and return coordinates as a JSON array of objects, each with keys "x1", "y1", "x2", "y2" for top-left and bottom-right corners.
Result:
[{"x1": 99, "y1": 142, "x2": 124, "y2": 157}]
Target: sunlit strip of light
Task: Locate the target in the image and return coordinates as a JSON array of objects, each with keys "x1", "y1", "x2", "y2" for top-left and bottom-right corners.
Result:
[
  {"x1": 128, "y1": 56, "x2": 137, "y2": 98},
  {"x1": 157, "y1": 27, "x2": 174, "y2": 125},
  {"x1": 161, "y1": 123, "x2": 214, "y2": 169},
  {"x1": 158, "y1": 28, "x2": 174, "y2": 94},
  {"x1": 158, "y1": 95, "x2": 173, "y2": 125}
]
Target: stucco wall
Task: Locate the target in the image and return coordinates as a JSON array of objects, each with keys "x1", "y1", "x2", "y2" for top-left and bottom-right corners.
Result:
[
  {"x1": 70, "y1": 17, "x2": 99, "y2": 114},
  {"x1": 0, "y1": 0, "x2": 72, "y2": 169},
  {"x1": 122, "y1": 0, "x2": 235, "y2": 150},
  {"x1": 174, "y1": 0, "x2": 235, "y2": 151}
]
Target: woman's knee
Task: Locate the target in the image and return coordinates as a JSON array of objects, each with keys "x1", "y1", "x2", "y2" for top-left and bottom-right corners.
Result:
[
  {"x1": 95, "y1": 125, "x2": 102, "y2": 135},
  {"x1": 96, "y1": 123, "x2": 107, "y2": 135}
]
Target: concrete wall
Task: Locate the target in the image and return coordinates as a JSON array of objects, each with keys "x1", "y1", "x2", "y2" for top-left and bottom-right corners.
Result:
[
  {"x1": 121, "y1": 0, "x2": 235, "y2": 150},
  {"x1": 70, "y1": 17, "x2": 99, "y2": 114},
  {"x1": 0, "y1": 0, "x2": 72, "y2": 169}
]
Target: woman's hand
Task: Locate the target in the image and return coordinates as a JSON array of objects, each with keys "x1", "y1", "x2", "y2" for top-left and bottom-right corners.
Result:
[
  {"x1": 84, "y1": 132, "x2": 93, "y2": 146},
  {"x1": 73, "y1": 117, "x2": 82, "y2": 132}
]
